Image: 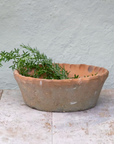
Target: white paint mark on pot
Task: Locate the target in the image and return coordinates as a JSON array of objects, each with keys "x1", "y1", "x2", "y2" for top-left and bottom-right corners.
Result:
[
  {"x1": 79, "y1": 78, "x2": 82, "y2": 84},
  {"x1": 94, "y1": 91, "x2": 97, "y2": 95},
  {"x1": 40, "y1": 81, "x2": 42, "y2": 86},
  {"x1": 70, "y1": 102, "x2": 77, "y2": 105},
  {"x1": 73, "y1": 87, "x2": 77, "y2": 89}
]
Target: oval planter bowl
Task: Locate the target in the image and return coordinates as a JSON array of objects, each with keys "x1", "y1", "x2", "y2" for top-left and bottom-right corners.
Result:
[{"x1": 14, "y1": 64, "x2": 109, "y2": 112}]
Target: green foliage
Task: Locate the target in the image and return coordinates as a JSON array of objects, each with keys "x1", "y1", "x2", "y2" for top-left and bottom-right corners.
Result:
[
  {"x1": 84, "y1": 73, "x2": 98, "y2": 78},
  {"x1": 0, "y1": 45, "x2": 98, "y2": 79},
  {"x1": 74, "y1": 74, "x2": 79, "y2": 78},
  {"x1": 0, "y1": 45, "x2": 70, "y2": 79}
]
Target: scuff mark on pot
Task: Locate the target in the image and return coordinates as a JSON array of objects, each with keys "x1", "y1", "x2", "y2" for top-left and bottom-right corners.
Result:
[
  {"x1": 79, "y1": 78, "x2": 82, "y2": 85},
  {"x1": 73, "y1": 87, "x2": 77, "y2": 89},
  {"x1": 40, "y1": 81, "x2": 42, "y2": 86},
  {"x1": 94, "y1": 91, "x2": 97, "y2": 95},
  {"x1": 70, "y1": 102, "x2": 77, "y2": 105}
]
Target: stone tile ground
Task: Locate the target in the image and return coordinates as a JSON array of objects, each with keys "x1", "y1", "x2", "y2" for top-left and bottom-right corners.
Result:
[{"x1": 0, "y1": 89, "x2": 114, "y2": 144}]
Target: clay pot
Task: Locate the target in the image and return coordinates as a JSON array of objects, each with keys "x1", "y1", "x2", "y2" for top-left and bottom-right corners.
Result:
[{"x1": 14, "y1": 64, "x2": 109, "y2": 112}]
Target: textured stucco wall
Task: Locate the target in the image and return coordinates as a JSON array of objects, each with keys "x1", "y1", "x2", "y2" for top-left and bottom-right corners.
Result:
[{"x1": 0, "y1": 0, "x2": 114, "y2": 89}]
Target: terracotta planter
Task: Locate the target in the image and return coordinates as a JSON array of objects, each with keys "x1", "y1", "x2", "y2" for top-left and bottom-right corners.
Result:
[{"x1": 14, "y1": 64, "x2": 109, "y2": 112}]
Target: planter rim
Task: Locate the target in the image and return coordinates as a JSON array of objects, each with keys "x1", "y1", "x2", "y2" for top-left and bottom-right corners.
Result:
[{"x1": 13, "y1": 63, "x2": 109, "y2": 83}]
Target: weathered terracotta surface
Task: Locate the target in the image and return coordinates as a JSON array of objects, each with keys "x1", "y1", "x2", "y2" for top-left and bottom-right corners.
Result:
[{"x1": 13, "y1": 64, "x2": 109, "y2": 112}]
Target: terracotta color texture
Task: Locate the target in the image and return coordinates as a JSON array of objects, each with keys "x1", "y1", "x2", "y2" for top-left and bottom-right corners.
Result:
[{"x1": 14, "y1": 64, "x2": 109, "y2": 112}]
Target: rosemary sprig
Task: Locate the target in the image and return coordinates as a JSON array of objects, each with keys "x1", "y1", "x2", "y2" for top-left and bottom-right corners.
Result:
[{"x1": 0, "y1": 45, "x2": 70, "y2": 79}]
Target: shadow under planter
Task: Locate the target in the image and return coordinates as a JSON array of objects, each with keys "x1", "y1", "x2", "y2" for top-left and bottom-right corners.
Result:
[{"x1": 14, "y1": 64, "x2": 109, "y2": 112}]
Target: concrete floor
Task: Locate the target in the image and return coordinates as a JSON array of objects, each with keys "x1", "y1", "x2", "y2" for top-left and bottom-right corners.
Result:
[{"x1": 0, "y1": 89, "x2": 114, "y2": 144}]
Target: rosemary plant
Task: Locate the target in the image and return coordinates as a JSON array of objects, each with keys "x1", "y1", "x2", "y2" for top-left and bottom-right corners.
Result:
[{"x1": 0, "y1": 45, "x2": 77, "y2": 79}]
